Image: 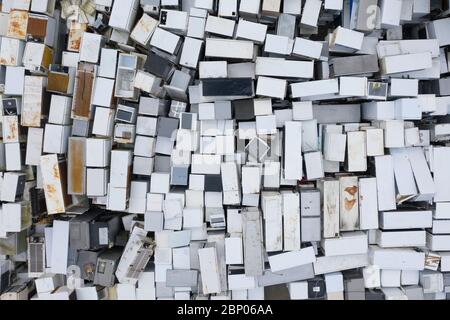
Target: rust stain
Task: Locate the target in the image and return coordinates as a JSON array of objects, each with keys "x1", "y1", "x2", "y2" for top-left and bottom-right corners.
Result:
[
  {"x1": 7, "y1": 119, "x2": 17, "y2": 141},
  {"x1": 52, "y1": 163, "x2": 60, "y2": 180},
  {"x1": 22, "y1": 110, "x2": 41, "y2": 127},
  {"x1": 69, "y1": 37, "x2": 81, "y2": 51},
  {"x1": 11, "y1": 21, "x2": 20, "y2": 29},
  {"x1": 425, "y1": 256, "x2": 440, "y2": 266},
  {"x1": 31, "y1": 111, "x2": 41, "y2": 127},
  {"x1": 84, "y1": 264, "x2": 94, "y2": 276},
  {"x1": 42, "y1": 47, "x2": 53, "y2": 69},
  {"x1": 46, "y1": 184, "x2": 57, "y2": 195},
  {"x1": 139, "y1": 19, "x2": 151, "y2": 33},
  {"x1": 72, "y1": 65, "x2": 94, "y2": 119},
  {"x1": 7, "y1": 10, "x2": 28, "y2": 39},
  {"x1": 27, "y1": 17, "x2": 47, "y2": 39},
  {"x1": 69, "y1": 140, "x2": 85, "y2": 194},
  {"x1": 48, "y1": 72, "x2": 69, "y2": 93},
  {"x1": 344, "y1": 186, "x2": 358, "y2": 196},
  {"x1": 67, "y1": 22, "x2": 87, "y2": 52},
  {"x1": 344, "y1": 198, "x2": 356, "y2": 211},
  {"x1": 45, "y1": 184, "x2": 63, "y2": 214}
]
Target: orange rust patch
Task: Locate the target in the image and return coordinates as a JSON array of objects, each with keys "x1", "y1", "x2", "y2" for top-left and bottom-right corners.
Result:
[
  {"x1": 344, "y1": 186, "x2": 358, "y2": 196},
  {"x1": 7, "y1": 11, "x2": 28, "y2": 39},
  {"x1": 344, "y1": 198, "x2": 356, "y2": 211},
  {"x1": 45, "y1": 183, "x2": 63, "y2": 213},
  {"x1": 67, "y1": 22, "x2": 86, "y2": 52},
  {"x1": 46, "y1": 184, "x2": 56, "y2": 195},
  {"x1": 69, "y1": 37, "x2": 81, "y2": 51},
  {"x1": 69, "y1": 140, "x2": 84, "y2": 194},
  {"x1": 52, "y1": 164, "x2": 60, "y2": 180}
]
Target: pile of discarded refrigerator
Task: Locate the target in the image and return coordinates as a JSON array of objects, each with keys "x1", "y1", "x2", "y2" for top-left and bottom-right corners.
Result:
[{"x1": 0, "y1": 0, "x2": 450, "y2": 300}]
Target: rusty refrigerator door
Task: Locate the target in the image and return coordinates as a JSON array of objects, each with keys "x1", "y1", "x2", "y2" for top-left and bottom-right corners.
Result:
[
  {"x1": 67, "y1": 137, "x2": 86, "y2": 195},
  {"x1": 7, "y1": 10, "x2": 28, "y2": 40},
  {"x1": 71, "y1": 62, "x2": 95, "y2": 120},
  {"x1": 40, "y1": 154, "x2": 72, "y2": 214}
]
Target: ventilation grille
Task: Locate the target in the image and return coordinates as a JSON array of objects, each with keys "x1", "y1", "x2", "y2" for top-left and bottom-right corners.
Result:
[
  {"x1": 125, "y1": 248, "x2": 152, "y2": 280},
  {"x1": 28, "y1": 243, "x2": 45, "y2": 275}
]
